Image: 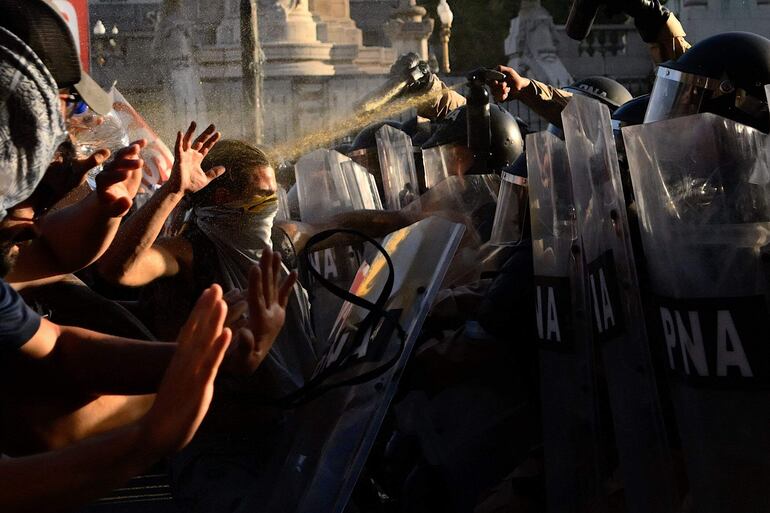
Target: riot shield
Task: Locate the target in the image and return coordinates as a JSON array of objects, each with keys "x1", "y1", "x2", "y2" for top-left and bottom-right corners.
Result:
[
  {"x1": 295, "y1": 149, "x2": 357, "y2": 222},
  {"x1": 562, "y1": 95, "x2": 676, "y2": 513},
  {"x1": 527, "y1": 129, "x2": 608, "y2": 513},
  {"x1": 375, "y1": 125, "x2": 420, "y2": 210},
  {"x1": 295, "y1": 149, "x2": 370, "y2": 340},
  {"x1": 490, "y1": 168, "x2": 528, "y2": 246},
  {"x1": 236, "y1": 216, "x2": 465, "y2": 513},
  {"x1": 339, "y1": 159, "x2": 383, "y2": 210},
  {"x1": 402, "y1": 174, "x2": 500, "y2": 285},
  {"x1": 624, "y1": 112, "x2": 770, "y2": 513}
]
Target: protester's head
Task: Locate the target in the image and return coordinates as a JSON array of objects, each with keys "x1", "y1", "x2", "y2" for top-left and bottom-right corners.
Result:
[
  {"x1": 192, "y1": 140, "x2": 277, "y2": 209},
  {"x1": 0, "y1": 27, "x2": 68, "y2": 275}
]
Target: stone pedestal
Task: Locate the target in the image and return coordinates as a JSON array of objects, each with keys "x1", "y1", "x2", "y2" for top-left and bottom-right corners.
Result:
[
  {"x1": 259, "y1": 0, "x2": 335, "y2": 76},
  {"x1": 504, "y1": 0, "x2": 572, "y2": 88},
  {"x1": 384, "y1": 0, "x2": 434, "y2": 60}
]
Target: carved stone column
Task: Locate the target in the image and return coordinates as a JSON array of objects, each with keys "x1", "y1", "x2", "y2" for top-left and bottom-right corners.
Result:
[{"x1": 384, "y1": 0, "x2": 434, "y2": 61}]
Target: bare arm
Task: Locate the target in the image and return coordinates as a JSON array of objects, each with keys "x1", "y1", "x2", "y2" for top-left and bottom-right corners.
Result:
[
  {"x1": 277, "y1": 209, "x2": 412, "y2": 255},
  {"x1": 98, "y1": 123, "x2": 223, "y2": 287},
  {"x1": 0, "y1": 285, "x2": 232, "y2": 513},
  {"x1": 490, "y1": 65, "x2": 573, "y2": 127},
  {"x1": 9, "y1": 318, "x2": 175, "y2": 396},
  {"x1": 8, "y1": 142, "x2": 147, "y2": 289}
]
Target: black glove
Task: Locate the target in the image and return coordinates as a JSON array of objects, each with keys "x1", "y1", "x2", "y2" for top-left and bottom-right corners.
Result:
[
  {"x1": 390, "y1": 52, "x2": 433, "y2": 95},
  {"x1": 611, "y1": 0, "x2": 671, "y2": 43}
]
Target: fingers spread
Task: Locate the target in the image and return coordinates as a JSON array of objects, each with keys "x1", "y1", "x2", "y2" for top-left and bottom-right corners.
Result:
[
  {"x1": 200, "y1": 131, "x2": 221, "y2": 155},
  {"x1": 183, "y1": 121, "x2": 197, "y2": 150}
]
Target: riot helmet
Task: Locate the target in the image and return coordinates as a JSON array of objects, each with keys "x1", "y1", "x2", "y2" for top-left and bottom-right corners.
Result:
[
  {"x1": 348, "y1": 120, "x2": 403, "y2": 198},
  {"x1": 421, "y1": 104, "x2": 525, "y2": 188},
  {"x1": 644, "y1": 31, "x2": 770, "y2": 132},
  {"x1": 612, "y1": 94, "x2": 650, "y2": 163},
  {"x1": 563, "y1": 76, "x2": 633, "y2": 112}
]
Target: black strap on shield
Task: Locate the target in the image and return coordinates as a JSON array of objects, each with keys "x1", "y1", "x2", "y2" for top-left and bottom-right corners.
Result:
[{"x1": 244, "y1": 229, "x2": 407, "y2": 408}]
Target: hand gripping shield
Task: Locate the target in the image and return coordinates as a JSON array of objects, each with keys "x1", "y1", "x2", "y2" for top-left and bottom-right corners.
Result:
[
  {"x1": 562, "y1": 95, "x2": 676, "y2": 513},
  {"x1": 236, "y1": 217, "x2": 464, "y2": 513},
  {"x1": 527, "y1": 129, "x2": 608, "y2": 513},
  {"x1": 624, "y1": 107, "x2": 770, "y2": 512},
  {"x1": 375, "y1": 124, "x2": 420, "y2": 209}
]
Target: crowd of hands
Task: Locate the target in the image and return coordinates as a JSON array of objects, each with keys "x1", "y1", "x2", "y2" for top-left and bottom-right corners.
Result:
[{"x1": 2, "y1": 120, "x2": 300, "y2": 511}]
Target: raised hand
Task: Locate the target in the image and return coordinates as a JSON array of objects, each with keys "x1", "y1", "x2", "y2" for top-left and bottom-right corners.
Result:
[
  {"x1": 167, "y1": 122, "x2": 224, "y2": 196},
  {"x1": 139, "y1": 285, "x2": 232, "y2": 455},
  {"x1": 490, "y1": 65, "x2": 531, "y2": 103},
  {"x1": 95, "y1": 139, "x2": 147, "y2": 217},
  {"x1": 225, "y1": 248, "x2": 297, "y2": 376}
]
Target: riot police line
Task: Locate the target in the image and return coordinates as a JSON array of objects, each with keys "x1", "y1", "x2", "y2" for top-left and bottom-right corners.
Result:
[{"x1": 163, "y1": 32, "x2": 770, "y2": 513}]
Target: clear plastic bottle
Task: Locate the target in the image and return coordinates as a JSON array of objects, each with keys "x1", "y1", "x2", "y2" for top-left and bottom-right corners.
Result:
[{"x1": 68, "y1": 108, "x2": 130, "y2": 189}]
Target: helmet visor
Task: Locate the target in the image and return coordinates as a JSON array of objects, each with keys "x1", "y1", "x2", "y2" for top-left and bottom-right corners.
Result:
[
  {"x1": 421, "y1": 142, "x2": 474, "y2": 189},
  {"x1": 644, "y1": 67, "x2": 718, "y2": 124},
  {"x1": 490, "y1": 171, "x2": 528, "y2": 246}
]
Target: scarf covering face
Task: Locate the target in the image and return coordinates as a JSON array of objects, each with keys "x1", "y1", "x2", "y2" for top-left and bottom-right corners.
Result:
[
  {"x1": 192, "y1": 199, "x2": 319, "y2": 394},
  {"x1": 0, "y1": 28, "x2": 66, "y2": 220}
]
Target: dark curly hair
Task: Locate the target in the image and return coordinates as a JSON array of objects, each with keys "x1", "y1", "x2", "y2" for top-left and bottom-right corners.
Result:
[{"x1": 190, "y1": 139, "x2": 273, "y2": 206}]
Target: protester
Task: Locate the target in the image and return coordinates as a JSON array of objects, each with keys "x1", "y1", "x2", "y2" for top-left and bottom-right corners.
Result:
[{"x1": 0, "y1": 21, "x2": 297, "y2": 513}]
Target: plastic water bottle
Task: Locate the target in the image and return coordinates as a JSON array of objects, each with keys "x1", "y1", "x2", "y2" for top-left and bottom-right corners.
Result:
[{"x1": 69, "y1": 108, "x2": 130, "y2": 189}]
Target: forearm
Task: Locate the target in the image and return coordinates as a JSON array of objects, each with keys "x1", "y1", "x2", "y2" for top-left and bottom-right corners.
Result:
[
  {"x1": 48, "y1": 326, "x2": 175, "y2": 395},
  {"x1": 98, "y1": 183, "x2": 183, "y2": 282},
  {"x1": 0, "y1": 422, "x2": 158, "y2": 513},
  {"x1": 7, "y1": 195, "x2": 119, "y2": 286},
  {"x1": 281, "y1": 210, "x2": 411, "y2": 254},
  {"x1": 513, "y1": 78, "x2": 573, "y2": 127}
]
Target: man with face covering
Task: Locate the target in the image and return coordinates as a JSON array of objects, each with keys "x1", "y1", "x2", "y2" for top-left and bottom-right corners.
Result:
[{"x1": 0, "y1": 24, "x2": 295, "y2": 512}]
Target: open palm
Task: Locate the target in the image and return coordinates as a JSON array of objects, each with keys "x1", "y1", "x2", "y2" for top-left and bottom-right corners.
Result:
[{"x1": 168, "y1": 122, "x2": 224, "y2": 195}]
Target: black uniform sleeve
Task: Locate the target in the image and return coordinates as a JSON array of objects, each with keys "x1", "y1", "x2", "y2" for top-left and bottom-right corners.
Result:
[{"x1": 0, "y1": 279, "x2": 41, "y2": 354}]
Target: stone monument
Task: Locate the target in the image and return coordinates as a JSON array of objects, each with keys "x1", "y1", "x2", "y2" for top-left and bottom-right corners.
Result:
[{"x1": 504, "y1": 0, "x2": 573, "y2": 88}]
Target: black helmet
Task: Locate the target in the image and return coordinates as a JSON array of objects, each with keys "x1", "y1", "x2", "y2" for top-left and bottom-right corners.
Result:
[
  {"x1": 349, "y1": 120, "x2": 403, "y2": 153},
  {"x1": 421, "y1": 104, "x2": 524, "y2": 172},
  {"x1": 564, "y1": 76, "x2": 633, "y2": 111},
  {"x1": 612, "y1": 94, "x2": 650, "y2": 129},
  {"x1": 645, "y1": 32, "x2": 770, "y2": 132},
  {"x1": 611, "y1": 94, "x2": 650, "y2": 163}
]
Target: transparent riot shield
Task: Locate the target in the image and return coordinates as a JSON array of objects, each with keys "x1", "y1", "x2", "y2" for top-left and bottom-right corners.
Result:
[
  {"x1": 402, "y1": 174, "x2": 500, "y2": 285},
  {"x1": 340, "y1": 159, "x2": 383, "y2": 210},
  {"x1": 562, "y1": 95, "x2": 676, "y2": 513},
  {"x1": 375, "y1": 124, "x2": 420, "y2": 210},
  {"x1": 275, "y1": 185, "x2": 290, "y2": 221},
  {"x1": 527, "y1": 130, "x2": 608, "y2": 513},
  {"x1": 295, "y1": 149, "x2": 371, "y2": 340},
  {"x1": 490, "y1": 170, "x2": 528, "y2": 246},
  {"x1": 236, "y1": 216, "x2": 465, "y2": 513},
  {"x1": 624, "y1": 112, "x2": 770, "y2": 513},
  {"x1": 296, "y1": 149, "x2": 356, "y2": 222}
]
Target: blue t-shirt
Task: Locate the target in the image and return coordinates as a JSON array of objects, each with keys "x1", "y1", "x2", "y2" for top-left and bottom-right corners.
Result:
[{"x1": 0, "y1": 278, "x2": 41, "y2": 354}]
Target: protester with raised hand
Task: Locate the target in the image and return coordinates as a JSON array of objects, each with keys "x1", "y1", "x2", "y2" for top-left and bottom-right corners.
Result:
[{"x1": 0, "y1": 22, "x2": 294, "y2": 511}]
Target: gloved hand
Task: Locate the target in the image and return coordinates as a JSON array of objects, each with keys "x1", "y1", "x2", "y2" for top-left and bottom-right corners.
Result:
[
  {"x1": 612, "y1": 0, "x2": 691, "y2": 62},
  {"x1": 390, "y1": 52, "x2": 433, "y2": 95}
]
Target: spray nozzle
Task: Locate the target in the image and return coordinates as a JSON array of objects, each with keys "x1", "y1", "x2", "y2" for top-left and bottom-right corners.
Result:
[{"x1": 467, "y1": 68, "x2": 506, "y2": 86}]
